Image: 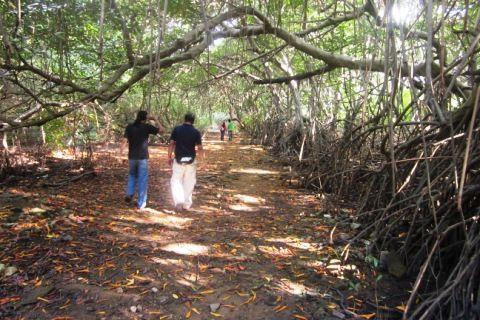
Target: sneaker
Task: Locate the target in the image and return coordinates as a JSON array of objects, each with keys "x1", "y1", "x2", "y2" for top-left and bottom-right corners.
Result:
[{"x1": 125, "y1": 195, "x2": 133, "y2": 203}]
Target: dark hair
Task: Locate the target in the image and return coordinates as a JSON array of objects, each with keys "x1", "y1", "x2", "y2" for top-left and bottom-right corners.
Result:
[
  {"x1": 135, "y1": 110, "x2": 148, "y2": 124},
  {"x1": 184, "y1": 113, "x2": 195, "y2": 124}
]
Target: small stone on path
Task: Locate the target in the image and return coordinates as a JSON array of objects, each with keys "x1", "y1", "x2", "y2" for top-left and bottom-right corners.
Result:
[
  {"x1": 210, "y1": 303, "x2": 220, "y2": 312},
  {"x1": 331, "y1": 310, "x2": 346, "y2": 319},
  {"x1": 5, "y1": 266, "x2": 18, "y2": 276}
]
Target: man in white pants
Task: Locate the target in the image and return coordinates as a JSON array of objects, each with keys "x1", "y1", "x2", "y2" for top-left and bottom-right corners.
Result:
[{"x1": 167, "y1": 113, "x2": 203, "y2": 210}]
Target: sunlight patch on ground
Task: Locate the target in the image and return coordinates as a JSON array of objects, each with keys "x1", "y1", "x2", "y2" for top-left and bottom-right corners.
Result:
[
  {"x1": 151, "y1": 257, "x2": 193, "y2": 268},
  {"x1": 204, "y1": 144, "x2": 225, "y2": 150},
  {"x1": 175, "y1": 273, "x2": 209, "y2": 287},
  {"x1": 138, "y1": 233, "x2": 170, "y2": 243},
  {"x1": 229, "y1": 168, "x2": 279, "y2": 175},
  {"x1": 161, "y1": 243, "x2": 209, "y2": 256},
  {"x1": 117, "y1": 210, "x2": 192, "y2": 229},
  {"x1": 258, "y1": 245, "x2": 296, "y2": 257},
  {"x1": 266, "y1": 237, "x2": 319, "y2": 251},
  {"x1": 276, "y1": 279, "x2": 319, "y2": 296},
  {"x1": 229, "y1": 204, "x2": 259, "y2": 212},
  {"x1": 149, "y1": 147, "x2": 167, "y2": 154},
  {"x1": 199, "y1": 204, "x2": 221, "y2": 212},
  {"x1": 52, "y1": 150, "x2": 76, "y2": 159},
  {"x1": 2, "y1": 189, "x2": 35, "y2": 198},
  {"x1": 238, "y1": 145, "x2": 264, "y2": 151},
  {"x1": 233, "y1": 194, "x2": 265, "y2": 204},
  {"x1": 302, "y1": 260, "x2": 327, "y2": 269}
]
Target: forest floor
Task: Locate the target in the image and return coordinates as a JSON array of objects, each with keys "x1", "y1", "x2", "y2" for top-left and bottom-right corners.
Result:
[{"x1": 0, "y1": 133, "x2": 408, "y2": 320}]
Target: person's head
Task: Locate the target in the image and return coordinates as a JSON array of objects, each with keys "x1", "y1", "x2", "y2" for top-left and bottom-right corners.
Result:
[
  {"x1": 184, "y1": 113, "x2": 195, "y2": 124},
  {"x1": 228, "y1": 119, "x2": 231, "y2": 122},
  {"x1": 135, "y1": 110, "x2": 148, "y2": 124}
]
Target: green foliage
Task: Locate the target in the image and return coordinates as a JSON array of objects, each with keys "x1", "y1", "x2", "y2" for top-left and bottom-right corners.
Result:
[
  {"x1": 44, "y1": 118, "x2": 68, "y2": 147},
  {"x1": 1, "y1": 0, "x2": 474, "y2": 150}
]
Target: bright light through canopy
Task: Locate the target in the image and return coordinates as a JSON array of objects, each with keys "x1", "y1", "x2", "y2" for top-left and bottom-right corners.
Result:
[{"x1": 390, "y1": 0, "x2": 422, "y2": 26}]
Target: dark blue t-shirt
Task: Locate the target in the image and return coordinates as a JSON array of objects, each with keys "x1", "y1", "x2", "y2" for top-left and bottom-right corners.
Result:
[
  {"x1": 170, "y1": 123, "x2": 202, "y2": 163},
  {"x1": 124, "y1": 122, "x2": 159, "y2": 160}
]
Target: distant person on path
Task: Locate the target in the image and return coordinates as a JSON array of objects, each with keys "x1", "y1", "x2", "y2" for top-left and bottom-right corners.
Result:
[
  {"x1": 219, "y1": 121, "x2": 226, "y2": 141},
  {"x1": 168, "y1": 113, "x2": 204, "y2": 210},
  {"x1": 227, "y1": 119, "x2": 235, "y2": 141},
  {"x1": 124, "y1": 111, "x2": 163, "y2": 210}
]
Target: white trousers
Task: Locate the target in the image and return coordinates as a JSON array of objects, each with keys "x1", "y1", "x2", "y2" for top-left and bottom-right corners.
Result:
[{"x1": 171, "y1": 160, "x2": 197, "y2": 209}]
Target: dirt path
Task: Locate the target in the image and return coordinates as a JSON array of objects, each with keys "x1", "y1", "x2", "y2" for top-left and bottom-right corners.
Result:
[{"x1": 0, "y1": 133, "x2": 403, "y2": 319}]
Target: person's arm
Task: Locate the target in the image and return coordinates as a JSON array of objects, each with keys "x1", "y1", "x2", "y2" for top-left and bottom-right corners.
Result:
[
  {"x1": 167, "y1": 140, "x2": 175, "y2": 166},
  {"x1": 148, "y1": 115, "x2": 164, "y2": 133}
]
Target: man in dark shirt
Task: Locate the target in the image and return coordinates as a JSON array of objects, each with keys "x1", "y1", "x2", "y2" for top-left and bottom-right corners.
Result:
[
  {"x1": 124, "y1": 110, "x2": 163, "y2": 210},
  {"x1": 168, "y1": 113, "x2": 203, "y2": 210}
]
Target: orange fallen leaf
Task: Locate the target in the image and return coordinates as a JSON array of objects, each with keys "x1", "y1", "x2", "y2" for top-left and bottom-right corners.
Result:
[
  {"x1": 199, "y1": 289, "x2": 214, "y2": 295},
  {"x1": 359, "y1": 313, "x2": 376, "y2": 319},
  {"x1": 396, "y1": 305, "x2": 406, "y2": 312},
  {"x1": 76, "y1": 268, "x2": 89, "y2": 273},
  {"x1": 0, "y1": 297, "x2": 20, "y2": 305},
  {"x1": 192, "y1": 307, "x2": 200, "y2": 314},
  {"x1": 274, "y1": 305, "x2": 288, "y2": 312},
  {"x1": 148, "y1": 311, "x2": 163, "y2": 315},
  {"x1": 210, "y1": 312, "x2": 223, "y2": 317},
  {"x1": 293, "y1": 315, "x2": 308, "y2": 320},
  {"x1": 59, "y1": 299, "x2": 71, "y2": 310}
]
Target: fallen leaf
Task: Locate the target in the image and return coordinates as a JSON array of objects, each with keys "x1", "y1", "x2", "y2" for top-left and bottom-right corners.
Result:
[
  {"x1": 0, "y1": 297, "x2": 20, "y2": 305},
  {"x1": 396, "y1": 305, "x2": 406, "y2": 312},
  {"x1": 274, "y1": 305, "x2": 288, "y2": 312},
  {"x1": 37, "y1": 297, "x2": 51, "y2": 303},
  {"x1": 210, "y1": 312, "x2": 223, "y2": 317},
  {"x1": 200, "y1": 289, "x2": 214, "y2": 295},
  {"x1": 192, "y1": 307, "x2": 200, "y2": 314}
]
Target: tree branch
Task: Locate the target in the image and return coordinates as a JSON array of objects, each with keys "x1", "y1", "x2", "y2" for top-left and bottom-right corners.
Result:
[{"x1": 253, "y1": 65, "x2": 334, "y2": 84}]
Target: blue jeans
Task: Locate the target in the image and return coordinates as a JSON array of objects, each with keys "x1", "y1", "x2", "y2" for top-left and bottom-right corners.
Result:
[{"x1": 126, "y1": 159, "x2": 148, "y2": 209}]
